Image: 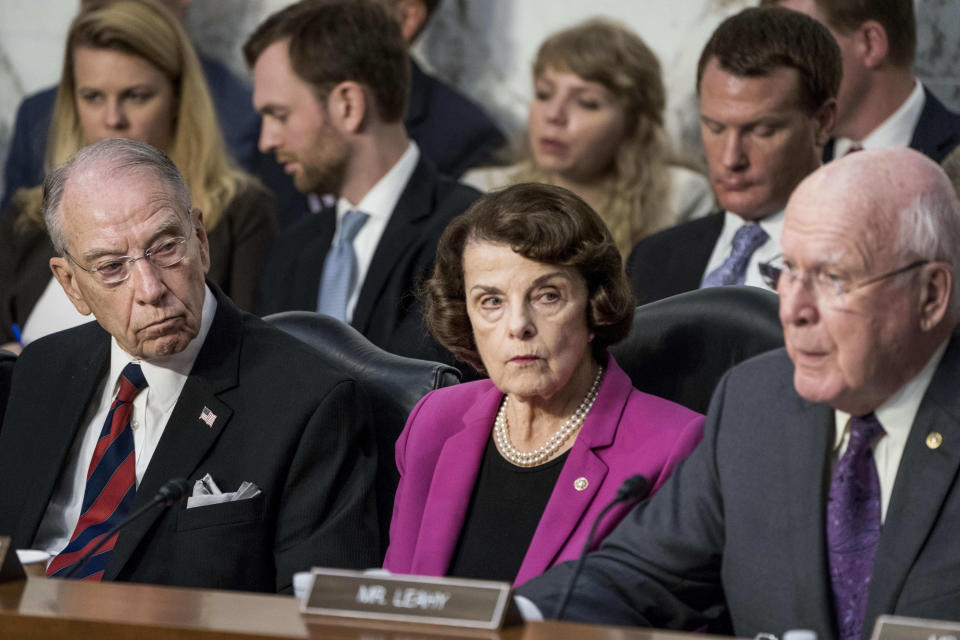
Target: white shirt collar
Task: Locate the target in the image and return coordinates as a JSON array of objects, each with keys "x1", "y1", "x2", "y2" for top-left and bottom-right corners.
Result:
[
  {"x1": 833, "y1": 337, "x2": 949, "y2": 452},
  {"x1": 731, "y1": 208, "x2": 786, "y2": 243},
  {"x1": 833, "y1": 79, "x2": 925, "y2": 157},
  {"x1": 107, "y1": 284, "x2": 217, "y2": 411},
  {"x1": 336, "y1": 142, "x2": 420, "y2": 223}
]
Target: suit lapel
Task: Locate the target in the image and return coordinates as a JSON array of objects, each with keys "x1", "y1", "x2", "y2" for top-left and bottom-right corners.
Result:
[
  {"x1": 865, "y1": 335, "x2": 960, "y2": 628},
  {"x1": 693, "y1": 212, "x2": 726, "y2": 287},
  {"x1": 17, "y1": 327, "x2": 110, "y2": 544},
  {"x1": 351, "y1": 158, "x2": 436, "y2": 332},
  {"x1": 909, "y1": 87, "x2": 960, "y2": 163},
  {"x1": 298, "y1": 211, "x2": 336, "y2": 310},
  {"x1": 104, "y1": 290, "x2": 241, "y2": 580},
  {"x1": 514, "y1": 361, "x2": 628, "y2": 585},
  {"x1": 783, "y1": 396, "x2": 835, "y2": 635},
  {"x1": 410, "y1": 384, "x2": 500, "y2": 576}
]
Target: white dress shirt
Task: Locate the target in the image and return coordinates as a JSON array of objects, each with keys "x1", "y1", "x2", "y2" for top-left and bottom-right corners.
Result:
[
  {"x1": 702, "y1": 210, "x2": 785, "y2": 290},
  {"x1": 32, "y1": 286, "x2": 217, "y2": 557},
  {"x1": 833, "y1": 338, "x2": 948, "y2": 522},
  {"x1": 336, "y1": 142, "x2": 420, "y2": 321},
  {"x1": 833, "y1": 79, "x2": 925, "y2": 158}
]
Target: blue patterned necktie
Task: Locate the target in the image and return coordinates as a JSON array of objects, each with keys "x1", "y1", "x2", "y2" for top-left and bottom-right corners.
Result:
[
  {"x1": 317, "y1": 209, "x2": 369, "y2": 321},
  {"x1": 827, "y1": 413, "x2": 885, "y2": 640},
  {"x1": 701, "y1": 223, "x2": 769, "y2": 288},
  {"x1": 47, "y1": 362, "x2": 148, "y2": 580}
]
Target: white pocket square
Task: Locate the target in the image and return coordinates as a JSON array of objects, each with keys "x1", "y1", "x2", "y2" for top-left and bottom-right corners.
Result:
[{"x1": 187, "y1": 473, "x2": 262, "y2": 509}]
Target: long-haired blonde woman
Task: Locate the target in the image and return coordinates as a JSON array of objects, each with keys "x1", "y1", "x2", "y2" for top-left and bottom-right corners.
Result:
[
  {"x1": 465, "y1": 19, "x2": 712, "y2": 258},
  {"x1": 0, "y1": 0, "x2": 274, "y2": 350}
]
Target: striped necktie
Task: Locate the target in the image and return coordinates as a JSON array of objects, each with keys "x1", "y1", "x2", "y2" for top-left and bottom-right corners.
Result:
[
  {"x1": 317, "y1": 209, "x2": 369, "y2": 321},
  {"x1": 47, "y1": 362, "x2": 148, "y2": 580}
]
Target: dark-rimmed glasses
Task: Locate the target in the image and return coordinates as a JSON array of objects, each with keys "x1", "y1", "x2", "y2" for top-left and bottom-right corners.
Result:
[{"x1": 67, "y1": 237, "x2": 188, "y2": 285}]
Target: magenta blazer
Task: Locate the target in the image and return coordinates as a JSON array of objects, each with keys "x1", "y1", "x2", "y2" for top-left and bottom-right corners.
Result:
[{"x1": 383, "y1": 356, "x2": 705, "y2": 586}]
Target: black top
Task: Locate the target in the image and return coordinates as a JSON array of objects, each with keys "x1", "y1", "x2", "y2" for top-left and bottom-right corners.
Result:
[{"x1": 448, "y1": 436, "x2": 569, "y2": 582}]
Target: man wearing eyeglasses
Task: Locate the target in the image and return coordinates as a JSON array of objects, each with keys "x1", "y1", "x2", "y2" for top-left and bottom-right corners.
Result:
[
  {"x1": 0, "y1": 138, "x2": 379, "y2": 592},
  {"x1": 518, "y1": 146, "x2": 960, "y2": 635}
]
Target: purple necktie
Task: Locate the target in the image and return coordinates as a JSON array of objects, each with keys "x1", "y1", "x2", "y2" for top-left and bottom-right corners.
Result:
[
  {"x1": 701, "y1": 223, "x2": 769, "y2": 288},
  {"x1": 827, "y1": 412, "x2": 884, "y2": 640}
]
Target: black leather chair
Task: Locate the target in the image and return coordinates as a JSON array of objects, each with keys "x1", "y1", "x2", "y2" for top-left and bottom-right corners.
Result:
[
  {"x1": 610, "y1": 286, "x2": 783, "y2": 415},
  {"x1": 263, "y1": 311, "x2": 461, "y2": 557},
  {"x1": 0, "y1": 349, "x2": 17, "y2": 435}
]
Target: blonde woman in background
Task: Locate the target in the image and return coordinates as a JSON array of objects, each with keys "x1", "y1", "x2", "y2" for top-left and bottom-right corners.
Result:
[
  {"x1": 465, "y1": 19, "x2": 713, "y2": 257},
  {"x1": 0, "y1": 0, "x2": 275, "y2": 351}
]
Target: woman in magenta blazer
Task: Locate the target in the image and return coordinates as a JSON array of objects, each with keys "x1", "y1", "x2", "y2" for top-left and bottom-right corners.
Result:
[{"x1": 383, "y1": 183, "x2": 704, "y2": 586}]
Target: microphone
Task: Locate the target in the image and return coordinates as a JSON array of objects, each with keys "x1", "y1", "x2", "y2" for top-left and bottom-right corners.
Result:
[
  {"x1": 553, "y1": 474, "x2": 650, "y2": 620},
  {"x1": 62, "y1": 478, "x2": 190, "y2": 579}
]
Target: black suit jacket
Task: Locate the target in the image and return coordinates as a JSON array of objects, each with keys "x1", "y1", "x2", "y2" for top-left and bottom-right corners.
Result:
[
  {"x1": 823, "y1": 85, "x2": 960, "y2": 164},
  {"x1": 519, "y1": 338, "x2": 960, "y2": 637},
  {"x1": 255, "y1": 155, "x2": 480, "y2": 364},
  {"x1": 0, "y1": 286, "x2": 379, "y2": 592},
  {"x1": 406, "y1": 60, "x2": 507, "y2": 178},
  {"x1": 626, "y1": 212, "x2": 724, "y2": 306}
]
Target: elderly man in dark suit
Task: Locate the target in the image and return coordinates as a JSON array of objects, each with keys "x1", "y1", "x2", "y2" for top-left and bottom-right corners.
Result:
[
  {"x1": 518, "y1": 147, "x2": 960, "y2": 638},
  {"x1": 765, "y1": 0, "x2": 960, "y2": 164},
  {"x1": 246, "y1": 0, "x2": 480, "y2": 366},
  {"x1": 0, "y1": 138, "x2": 379, "y2": 592},
  {"x1": 626, "y1": 8, "x2": 838, "y2": 305}
]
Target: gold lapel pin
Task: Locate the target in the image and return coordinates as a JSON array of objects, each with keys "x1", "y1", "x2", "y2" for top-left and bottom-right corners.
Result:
[
  {"x1": 574, "y1": 477, "x2": 589, "y2": 491},
  {"x1": 926, "y1": 431, "x2": 943, "y2": 450}
]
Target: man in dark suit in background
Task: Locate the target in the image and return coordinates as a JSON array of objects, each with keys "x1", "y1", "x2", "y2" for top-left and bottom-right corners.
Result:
[
  {"x1": 627, "y1": 8, "x2": 838, "y2": 305},
  {"x1": 247, "y1": 0, "x2": 480, "y2": 364},
  {"x1": 0, "y1": 0, "x2": 306, "y2": 228},
  {"x1": 520, "y1": 146, "x2": 960, "y2": 639},
  {"x1": 766, "y1": 0, "x2": 960, "y2": 163},
  {"x1": 382, "y1": 0, "x2": 507, "y2": 177},
  {"x1": 0, "y1": 138, "x2": 379, "y2": 591}
]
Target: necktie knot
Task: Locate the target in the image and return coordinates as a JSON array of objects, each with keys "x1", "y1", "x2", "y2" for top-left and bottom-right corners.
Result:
[
  {"x1": 337, "y1": 210, "x2": 368, "y2": 246},
  {"x1": 117, "y1": 363, "x2": 148, "y2": 404},
  {"x1": 731, "y1": 223, "x2": 769, "y2": 256},
  {"x1": 702, "y1": 222, "x2": 770, "y2": 288},
  {"x1": 847, "y1": 412, "x2": 885, "y2": 453},
  {"x1": 845, "y1": 143, "x2": 865, "y2": 156}
]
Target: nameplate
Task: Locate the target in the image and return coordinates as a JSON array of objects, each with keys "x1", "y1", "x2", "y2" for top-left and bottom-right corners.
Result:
[
  {"x1": 871, "y1": 615, "x2": 960, "y2": 640},
  {"x1": 300, "y1": 568, "x2": 512, "y2": 630},
  {"x1": 0, "y1": 537, "x2": 25, "y2": 583}
]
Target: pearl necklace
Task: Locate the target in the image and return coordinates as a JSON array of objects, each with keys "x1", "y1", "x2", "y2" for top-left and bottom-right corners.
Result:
[{"x1": 493, "y1": 365, "x2": 604, "y2": 467}]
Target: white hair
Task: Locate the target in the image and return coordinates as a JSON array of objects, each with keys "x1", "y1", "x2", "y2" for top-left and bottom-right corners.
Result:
[
  {"x1": 896, "y1": 185, "x2": 960, "y2": 305},
  {"x1": 42, "y1": 138, "x2": 192, "y2": 255}
]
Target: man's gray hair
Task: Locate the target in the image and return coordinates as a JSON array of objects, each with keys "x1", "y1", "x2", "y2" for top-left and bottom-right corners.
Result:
[
  {"x1": 42, "y1": 138, "x2": 192, "y2": 255},
  {"x1": 897, "y1": 185, "x2": 960, "y2": 304}
]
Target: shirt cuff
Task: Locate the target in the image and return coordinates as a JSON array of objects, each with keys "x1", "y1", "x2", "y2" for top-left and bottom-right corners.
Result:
[{"x1": 513, "y1": 595, "x2": 544, "y2": 621}]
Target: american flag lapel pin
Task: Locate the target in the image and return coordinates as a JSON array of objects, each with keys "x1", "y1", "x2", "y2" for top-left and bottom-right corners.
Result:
[{"x1": 199, "y1": 406, "x2": 217, "y2": 427}]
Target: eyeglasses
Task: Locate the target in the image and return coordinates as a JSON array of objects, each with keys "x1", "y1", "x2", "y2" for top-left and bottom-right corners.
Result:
[
  {"x1": 759, "y1": 254, "x2": 931, "y2": 305},
  {"x1": 67, "y1": 237, "x2": 189, "y2": 285}
]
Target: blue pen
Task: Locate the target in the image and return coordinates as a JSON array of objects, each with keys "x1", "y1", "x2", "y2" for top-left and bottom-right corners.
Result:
[{"x1": 11, "y1": 323, "x2": 22, "y2": 345}]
